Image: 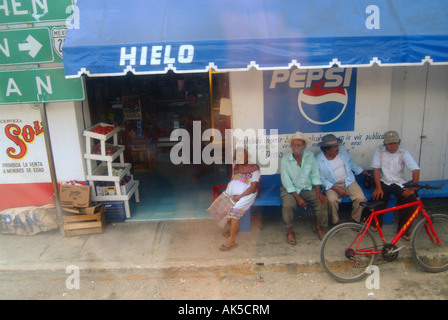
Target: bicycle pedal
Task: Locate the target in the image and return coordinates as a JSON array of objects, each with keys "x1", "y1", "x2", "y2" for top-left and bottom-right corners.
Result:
[{"x1": 391, "y1": 245, "x2": 405, "y2": 253}]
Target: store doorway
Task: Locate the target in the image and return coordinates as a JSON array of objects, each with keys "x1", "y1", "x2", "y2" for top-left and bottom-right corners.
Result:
[{"x1": 85, "y1": 71, "x2": 231, "y2": 220}]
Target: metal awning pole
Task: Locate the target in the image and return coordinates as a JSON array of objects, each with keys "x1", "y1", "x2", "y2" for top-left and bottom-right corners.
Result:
[{"x1": 39, "y1": 102, "x2": 65, "y2": 236}]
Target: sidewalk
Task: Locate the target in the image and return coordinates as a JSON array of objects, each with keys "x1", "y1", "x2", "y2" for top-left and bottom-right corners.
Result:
[
  {"x1": 1, "y1": 201, "x2": 447, "y2": 276},
  {"x1": 0, "y1": 213, "x2": 329, "y2": 274}
]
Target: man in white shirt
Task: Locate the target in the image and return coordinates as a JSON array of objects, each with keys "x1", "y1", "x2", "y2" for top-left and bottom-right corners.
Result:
[
  {"x1": 316, "y1": 134, "x2": 370, "y2": 224},
  {"x1": 370, "y1": 130, "x2": 420, "y2": 239}
]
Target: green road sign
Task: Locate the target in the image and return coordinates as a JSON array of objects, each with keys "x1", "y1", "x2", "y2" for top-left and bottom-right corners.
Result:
[
  {"x1": 0, "y1": 0, "x2": 74, "y2": 25},
  {"x1": 0, "y1": 67, "x2": 84, "y2": 104},
  {"x1": 0, "y1": 27, "x2": 54, "y2": 65}
]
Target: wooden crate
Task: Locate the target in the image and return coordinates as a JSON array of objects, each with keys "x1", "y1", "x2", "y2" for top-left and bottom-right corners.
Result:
[{"x1": 62, "y1": 206, "x2": 105, "y2": 236}]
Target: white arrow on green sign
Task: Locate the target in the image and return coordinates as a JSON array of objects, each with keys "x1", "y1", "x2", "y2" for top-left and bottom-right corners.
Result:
[
  {"x1": 0, "y1": 27, "x2": 53, "y2": 65},
  {"x1": 18, "y1": 34, "x2": 43, "y2": 58},
  {"x1": 0, "y1": 67, "x2": 85, "y2": 104}
]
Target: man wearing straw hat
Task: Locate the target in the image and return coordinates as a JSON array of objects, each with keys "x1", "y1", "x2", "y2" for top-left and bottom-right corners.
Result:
[
  {"x1": 280, "y1": 132, "x2": 328, "y2": 243},
  {"x1": 316, "y1": 134, "x2": 370, "y2": 225}
]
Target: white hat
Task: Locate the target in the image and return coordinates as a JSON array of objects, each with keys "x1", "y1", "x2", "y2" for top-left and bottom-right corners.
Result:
[
  {"x1": 288, "y1": 131, "x2": 311, "y2": 145},
  {"x1": 384, "y1": 130, "x2": 400, "y2": 144}
]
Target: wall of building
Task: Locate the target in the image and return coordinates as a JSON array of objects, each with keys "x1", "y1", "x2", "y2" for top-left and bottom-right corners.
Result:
[
  {"x1": 229, "y1": 65, "x2": 448, "y2": 181},
  {"x1": 0, "y1": 100, "x2": 88, "y2": 210},
  {"x1": 46, "y1": 100, "x2": 90, "y2": 182},
  {"x1": 390, "y1": 65, "x2": 448, "y2": 180}
]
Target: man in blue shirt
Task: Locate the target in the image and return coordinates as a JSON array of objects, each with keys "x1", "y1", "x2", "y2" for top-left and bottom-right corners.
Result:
[
  {"x1": 280, "y1": 132, "x2": 328, "y2": 243},
  {"x1": 316, "y1": 134, "x2": 370, "y2": 224}
]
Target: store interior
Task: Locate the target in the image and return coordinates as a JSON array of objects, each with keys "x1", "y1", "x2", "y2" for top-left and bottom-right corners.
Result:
[{"x1": 85, "y1": 71, "x2": 232, "y2": 221}]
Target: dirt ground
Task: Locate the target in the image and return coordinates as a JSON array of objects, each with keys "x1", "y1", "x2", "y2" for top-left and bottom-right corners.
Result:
[{"x1": 1, "y1": 259, "x2": 447, "y2": 301}]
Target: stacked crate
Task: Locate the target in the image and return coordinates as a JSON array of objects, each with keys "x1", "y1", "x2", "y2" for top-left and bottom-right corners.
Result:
[{"x1": 84, "y1": 123, "x2": 140, "y2": 220}]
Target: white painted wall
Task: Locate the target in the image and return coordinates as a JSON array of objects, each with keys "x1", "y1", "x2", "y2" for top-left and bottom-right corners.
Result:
[
  {"x1": 230, "y1": 68, "x2": 264, "y2": 133},
  {"x1": 46, "y1": 100, "x2": 88, "y2": 182},
  {"x1": 390, "y1": 65, "x2": 448, "y2": 180}
]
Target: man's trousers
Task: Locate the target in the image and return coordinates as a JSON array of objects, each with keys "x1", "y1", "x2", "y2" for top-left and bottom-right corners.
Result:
[{"x1": 280, "y1": 186, "x2": 328, "y2": 229}]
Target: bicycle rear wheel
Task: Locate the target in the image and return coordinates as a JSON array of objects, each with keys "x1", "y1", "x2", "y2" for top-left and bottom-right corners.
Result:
[
  {"x1": 320, "y1": 223, "x2": 378, "y2": 283},
  {"x1": 411, "y1": 213, "x2": 448, "y2": 273}
]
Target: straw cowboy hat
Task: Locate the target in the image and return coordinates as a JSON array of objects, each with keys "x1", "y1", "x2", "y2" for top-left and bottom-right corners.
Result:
[
  {"x1": 288, "y1": 131, "x2": 311, "y2": 145},
  {"x1": 317, "y1": 134, "x2": 342, "y2": 147}
]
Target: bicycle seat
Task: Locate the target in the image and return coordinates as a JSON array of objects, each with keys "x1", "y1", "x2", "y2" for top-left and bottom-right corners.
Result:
[{"x1": 360, "y1": 201, "x2": 384, "y2": 209}]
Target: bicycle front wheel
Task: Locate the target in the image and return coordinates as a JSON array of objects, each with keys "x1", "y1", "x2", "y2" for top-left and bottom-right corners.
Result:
[
  {"x1": 320, "y1": 223, "x2": 378, "y2": 283},
  {"x1": 411, "y1": 213, "x2": 448, "y2": 273}
]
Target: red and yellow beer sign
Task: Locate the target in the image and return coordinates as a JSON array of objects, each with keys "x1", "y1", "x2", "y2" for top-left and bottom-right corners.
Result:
[{"x1": 0, "y1": 105, "x2": 50, "y2": 184}]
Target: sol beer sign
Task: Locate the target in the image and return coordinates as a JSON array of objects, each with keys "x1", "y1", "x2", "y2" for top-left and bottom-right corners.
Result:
[
  {"x1": 0, "y1": 105, "x2": 50, "y2": 184},
  {"x1": 263, "y1": 67, "x2": 357, "y2": 134},
  {"x1": 5, "y1": 120, "x2": 44, "y2": 160}
]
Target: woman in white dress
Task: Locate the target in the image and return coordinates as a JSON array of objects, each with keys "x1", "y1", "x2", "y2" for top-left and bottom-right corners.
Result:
[{"x1": 220, "y1": 148, "x2": 260, "y2": 251}]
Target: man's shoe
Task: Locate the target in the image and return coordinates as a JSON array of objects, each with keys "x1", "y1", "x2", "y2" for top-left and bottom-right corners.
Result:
[
  {"x1": 349, "y1": 217, "x2": 361, "y2": 224},
  {"x1": 286, "y1": 232, "x2": 296, "y2": 245},
  {"x1": 315, "y1": 226, "x2": 325, "y2": 240}
]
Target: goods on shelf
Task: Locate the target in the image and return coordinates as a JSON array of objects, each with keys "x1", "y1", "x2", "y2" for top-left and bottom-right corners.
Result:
[
  {"x1": 95, "y1": 175, "x2": 134, "y2": 196},
  {"x1": 91, "y1": 124, "x2": 117, "y2": 135},
  {"x1": 86, "y1": 163, "x2": 132, "y2": 182},
  {"x1": 125, "y1": 127, "x2": 157, "y2": 173},
  {"x1": 91, "y1": 143, "x2": 121, "y2": 156},
  {"x1": 123, "y1": 96, "x2": 142, "y2": 121},
  {"x1": 92, "y1": 165, "x2": 128, "y2": 177},
  {"x1": 85, "y1": 123, "x2": 122, "y2": 141}
]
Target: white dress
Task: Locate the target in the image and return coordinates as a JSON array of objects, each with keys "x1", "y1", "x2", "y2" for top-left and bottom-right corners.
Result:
[{"x1": 225, "y1": 170, "x2": 260, "y2": 220}]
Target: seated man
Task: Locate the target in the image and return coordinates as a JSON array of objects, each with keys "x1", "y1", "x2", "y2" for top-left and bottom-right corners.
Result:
[
  {"x1": 370, "y1": 130, "x2": 420, "y2": 240},
  {"x1": 280, "y1": 132, "x2": 328, "y2": 243},
  {"x1": 316, "y1": 134, "x2": 370, "y2": 224}
]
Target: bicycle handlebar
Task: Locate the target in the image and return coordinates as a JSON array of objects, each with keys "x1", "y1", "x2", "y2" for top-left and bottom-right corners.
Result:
[{"x1": 403, "y1": 181, "x2": 444, "y2": 190}]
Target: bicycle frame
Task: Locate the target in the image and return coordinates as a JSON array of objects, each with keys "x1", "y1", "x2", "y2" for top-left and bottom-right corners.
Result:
[{"x1": 350, "y1": 198, "x2": 440, "y2": 256}]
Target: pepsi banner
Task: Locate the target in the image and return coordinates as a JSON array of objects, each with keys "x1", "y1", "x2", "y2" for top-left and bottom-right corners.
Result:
[{"x1": 263, "y1": 68, "x2": 357, "y2": 134}]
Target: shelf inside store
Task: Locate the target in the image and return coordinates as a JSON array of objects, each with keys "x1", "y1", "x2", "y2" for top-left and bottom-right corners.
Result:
[
  {"x1": 83, "y1": 123, "x2": 123, "y2": 141},
  {"x1": 86, "y1": 162, "x2": 132, "y2": 182},
  {"x1": 84, "y1": 145, "x2": 125, "y2": 162}
]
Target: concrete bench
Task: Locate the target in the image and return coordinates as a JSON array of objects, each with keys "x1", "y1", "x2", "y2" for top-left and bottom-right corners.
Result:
[{"x1": 236, "y1": 174, "x2": 447, "y2": 232}]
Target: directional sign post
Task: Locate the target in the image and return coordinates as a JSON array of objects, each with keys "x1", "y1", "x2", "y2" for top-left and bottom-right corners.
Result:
[
  {"x1": 0, "y1": 28, "x2": 54, "y2": 65},
  {"x1": 0, "y1": 67, "x2": 85, "y2": 104}
]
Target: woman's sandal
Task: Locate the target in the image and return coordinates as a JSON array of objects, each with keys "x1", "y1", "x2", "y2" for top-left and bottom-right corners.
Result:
[{"x1": 219, "y1": 243, "x2": 238, "y2": 251}]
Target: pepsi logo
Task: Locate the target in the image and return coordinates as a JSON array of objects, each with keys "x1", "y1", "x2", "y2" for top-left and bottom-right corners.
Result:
[
  {"x1": 298, "y1": 79, "x2": 348, "y2": 125},
  {"x1": 263, "y1": 68, "x2": 356, "y2": 134}
]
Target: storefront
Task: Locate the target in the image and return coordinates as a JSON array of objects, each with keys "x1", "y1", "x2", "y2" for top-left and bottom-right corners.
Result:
[
  {"x1": 2, "y1": 0, "x2": 448, "y2": 222},
  {"x1": 81, "y1": 71, "x2": 231, "y2": 221}
]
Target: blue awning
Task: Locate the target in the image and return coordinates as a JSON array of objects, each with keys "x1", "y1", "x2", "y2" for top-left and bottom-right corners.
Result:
[{"x1": 62, "y1": 0, "x2": 448, "y2": 77}]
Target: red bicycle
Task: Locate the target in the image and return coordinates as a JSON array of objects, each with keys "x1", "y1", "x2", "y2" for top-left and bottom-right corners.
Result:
[{"x1": 320, "y1": 182, "x2": 448, "y2": 283}]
